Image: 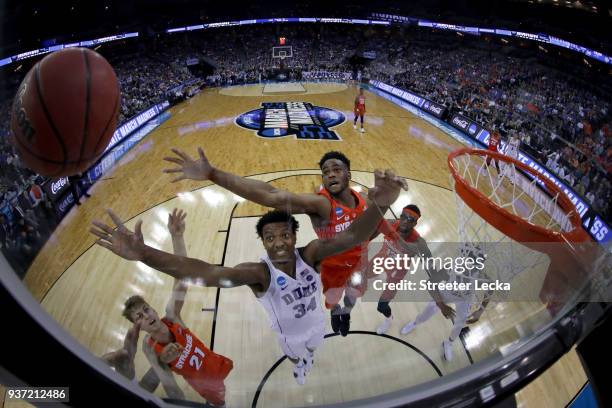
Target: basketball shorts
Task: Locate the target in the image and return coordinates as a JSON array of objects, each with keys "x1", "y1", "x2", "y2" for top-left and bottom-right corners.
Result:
[
  {"x1": 277, "y1": 320, "x2": 326, "y2": 360},
  {"x1": 321, "y1": 262, "x2": 368, "y2": 308},
  {"x1": 189, "y1": 355, "x2": 233, "y2": 406},
  {"x1": 354, "y1": 107, "x2": 365, "y2": 117}
]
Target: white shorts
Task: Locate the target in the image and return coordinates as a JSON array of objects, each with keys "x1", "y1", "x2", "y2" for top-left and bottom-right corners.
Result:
[{"x1": 277, "y1": 321, "x2": 325, "y2": 360}]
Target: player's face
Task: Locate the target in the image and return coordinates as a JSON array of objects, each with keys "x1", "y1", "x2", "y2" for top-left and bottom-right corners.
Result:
[
  {"x1": 131, "y1": 303, "x2": 161, "y2": 333},
  {"x1": 399, "y1": 213, "x2": 417, "y2": 234},
  {"x1": 261, "y1": 222, "x2": 297, "y2": 262},
  {"x1": 321, "y1": 159, "x2": 350, "y2": 195}
]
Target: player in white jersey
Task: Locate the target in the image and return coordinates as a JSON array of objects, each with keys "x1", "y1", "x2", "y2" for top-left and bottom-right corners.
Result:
[
  {"x1": 501, "y1": 132, "x2": 521, "y2": 181},
  {"x1": 400, "y1": 245, "x2": 492, "y2": 361},
  {"x1": 505, "y1": 132, "x2": 520, "y2": 159},
  {"x1": 91, "y1": 170, "x2": 407, "y2": 386}
]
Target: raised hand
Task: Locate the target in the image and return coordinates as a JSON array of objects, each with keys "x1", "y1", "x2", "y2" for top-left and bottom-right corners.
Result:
[
  {"x1": 90, "y1": 209, "x2": 146, "y2": 261},
  {"x1": 167, "y1": 208, "x2": 187, "y2": 236},
  {"x1": 159, "y1": 342, "x2": 184, "y2": 364},
  {"x1": 368, "y1": 169, "x2": 408, "y2": 207},
  {"x1": 124, "y1": 320, "x2": 142, "y2": 360},
  {"x1": 163, "y1": 147, "x2": 213, "y2": 182}
]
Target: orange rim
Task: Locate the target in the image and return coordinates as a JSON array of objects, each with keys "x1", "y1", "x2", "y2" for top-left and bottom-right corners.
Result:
[{"x1": 447, "y1": 148, "x2": 590, "y2": 245}]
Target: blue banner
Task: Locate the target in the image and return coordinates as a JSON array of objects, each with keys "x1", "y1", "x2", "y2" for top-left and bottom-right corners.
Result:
[
  {"x1": 369, "y1": 80, "x2": 446, "y2": 118},
  {"x1": 1, "y1": 32, "x2": 139, "y2": 67},
  {"x1": 104, "y1": 100, "x2": 170, "y2": 153}
]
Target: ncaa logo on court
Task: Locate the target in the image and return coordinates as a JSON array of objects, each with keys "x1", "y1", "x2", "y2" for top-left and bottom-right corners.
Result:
[{"x1": 235, "y1": 102, "x2": 345, "y2": 140}]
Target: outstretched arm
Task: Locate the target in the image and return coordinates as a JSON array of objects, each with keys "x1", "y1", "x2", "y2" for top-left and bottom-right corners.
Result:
[
  {"x1": 303, "y1": 170, "x2": 408, "y2": 265},
  {"x1": 143, "y1": 339, "x2": 184, "y2": 400},
  {"x1": 91, "y1": 210, "x2": 268, "y2": 290},
  {"x1": 165, "y1": 209, "x2": 189, "y2": 322},
  {"x1": 163, "y1": 148, "x2": 330, "y2": 217}
]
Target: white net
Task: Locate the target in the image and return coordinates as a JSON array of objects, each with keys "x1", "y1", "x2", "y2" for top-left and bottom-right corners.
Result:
[{"x1": 447, "y1": 150, "x2": 579, "y2": 299}]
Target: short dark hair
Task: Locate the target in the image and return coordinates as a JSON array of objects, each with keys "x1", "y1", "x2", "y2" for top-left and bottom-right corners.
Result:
[
  {"x1": 403, "y1": 204, "x2": 421, "y2": 217},
  {"x1": 318, "y1": 151, "x2": 350, "y2": 170},
  {"x1": 256, "y1": 210, "x2": 300, "y2": 238}
]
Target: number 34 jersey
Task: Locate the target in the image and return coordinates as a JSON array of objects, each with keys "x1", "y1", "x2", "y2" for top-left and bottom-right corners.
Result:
[{"x1": 258, "y1": 249, "x2": 326, "y2": 336}]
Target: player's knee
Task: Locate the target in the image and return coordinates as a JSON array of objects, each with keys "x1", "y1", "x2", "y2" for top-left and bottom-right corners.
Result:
[{"x1": 343, "y1": 293, "x2": 356, "y2": 309}]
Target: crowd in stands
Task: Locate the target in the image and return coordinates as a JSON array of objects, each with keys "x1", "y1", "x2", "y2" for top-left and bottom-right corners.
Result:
[
  {"x1": 1, "y1": 24, "x2": 610, "y2": 274},
  {"x1": 363, "y1": 41, "x2": 610, "y2": 217},
  {"x1": 112, "y1": 56, "x2": 195, "y2": 123}
]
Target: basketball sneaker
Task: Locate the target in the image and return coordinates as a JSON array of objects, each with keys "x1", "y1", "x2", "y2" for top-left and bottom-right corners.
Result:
[
  {"x1": 339, "y1": 312, "x2": 351, "y2": 337},
  {"x1": 376, "y1": 316, "x2": 393, "y2": 335},
  {"x1": 400, "y1": 321, "x2": 416, "y2": 335},
  {"x1": 442, "y1": 339, "x2": 453, "y2": 361},
  {"x1": 293, "y1": 361, "x2": 307, "y2": 385},
  {"x1": 353, "y1": 124, "x2": 357, "y2": 129},
  {"x1": 304, "y1": 352, "x2": 314, "y2": 374},
  {"x1": 331, "y1": 309, "x2": 341, "y2": 334},
  {"x1": 360, "y1": 128, "x2": 365, "y2": 133}
]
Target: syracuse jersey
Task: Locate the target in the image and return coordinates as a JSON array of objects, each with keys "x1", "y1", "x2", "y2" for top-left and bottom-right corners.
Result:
[
  {"x1": 354, "y1": 95, "x2": 366, "y2": 116},
  {"x1": 314, "y1": 187, "x2": 368, "y2": 297},
  {"x1": 148, "y1": 319, "x2": 233, "y2": 405}
]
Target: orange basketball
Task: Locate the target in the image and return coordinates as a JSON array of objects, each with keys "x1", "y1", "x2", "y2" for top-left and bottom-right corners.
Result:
[{"x1": 10, "y1": 47, "x2": 120, "y2": 177}]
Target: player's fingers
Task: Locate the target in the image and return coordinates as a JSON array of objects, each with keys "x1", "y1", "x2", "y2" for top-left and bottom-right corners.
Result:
[
  {"x1": 384, "y1": 169, "x2": 396, "y2": 179},
  {"x1": 171, "y1": 148, "x2": 191, "y2": 161},
  {"x1": 163, "y1": 157, "x2": 183, "y2": 165},
  {"x1": 373, "y1": 169, "x2": 383, "y2": 180},
  {"x1": 171, "y1": 175, "x2": 186, "y2": 183},
  {"x1": 107, "y1": 209, "x2": 125, "y2": 230},
  {"x1": 90, "y1": 227, "x2": 111, "y2": 240},
  {"x1": 135, "y1": 220, "x2": 143, "y2": 239},
  {"x1": 91, "y1": 221, "x2": 114, "y2": 234},
  {"x1": 95, "y1": 239, "x2": 113, "y2": 251},
  {"x1": 198, "y1": 147, "x2": 207, "y2": 161},
  {"x1": 162, "y1": 167, "x2": 183, "y2": 174}
]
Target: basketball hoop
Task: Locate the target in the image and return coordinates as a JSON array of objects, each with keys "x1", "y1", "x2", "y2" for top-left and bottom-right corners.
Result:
[
  {"x1": 272, "y1": 46, "x2": 293, "y2": 60},
  {"x1": 448, "y1": 148, "x2": 593, "y2": 311}
]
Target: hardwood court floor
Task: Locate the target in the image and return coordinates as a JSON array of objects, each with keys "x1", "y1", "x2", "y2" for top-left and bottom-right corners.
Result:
[{"x1": 4, "y1": 83, "x2": 586, "y2": 407}]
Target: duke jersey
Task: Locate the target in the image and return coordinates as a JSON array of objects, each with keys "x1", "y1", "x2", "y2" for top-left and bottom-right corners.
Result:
[
  {"x1": 506, "y1": 137, "x2": 520, "y2": 159},
  {"x1": 258, "y1": 249, "x2": 325, "y2": 336}
]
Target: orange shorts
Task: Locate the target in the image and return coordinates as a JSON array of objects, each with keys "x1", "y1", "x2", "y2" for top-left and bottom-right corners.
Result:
[
  {"x1": 321, "y1": 263, "x2": 367, "y2": 308},
  {"x1": 354, "y1": 106, "x2": 365, "y2": 116},
  {"x1": 190, "y1": 355, "x2": 233, "y2": 406}
]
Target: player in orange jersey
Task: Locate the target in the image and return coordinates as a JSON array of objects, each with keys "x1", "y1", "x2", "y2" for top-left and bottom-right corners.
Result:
[
  {"x1": 162, "y1": 149, "x2": 400, "y2": 337},
  {"x1": 485, "y1": 126, "x2": 502, "y2": 174},
  {"x1": 120, "y1": 209, "x2": 233, "y2": 406},
  {"x1": 100, "y1": 320, "x2": 160, "y2": 392},
  {"x1": 353, "y1": 88, "x2": 366, "y2": 133}
]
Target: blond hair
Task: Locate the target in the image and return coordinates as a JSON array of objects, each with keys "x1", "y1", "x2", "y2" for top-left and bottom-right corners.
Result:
[{"x1": 122, "y1": 295, "x2": 147, "y2": 322}]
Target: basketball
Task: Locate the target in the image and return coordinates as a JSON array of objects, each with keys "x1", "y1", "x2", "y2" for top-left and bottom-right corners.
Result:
[{"x1": 10, "y1": 47, "x2": 120, "y2": 177}]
